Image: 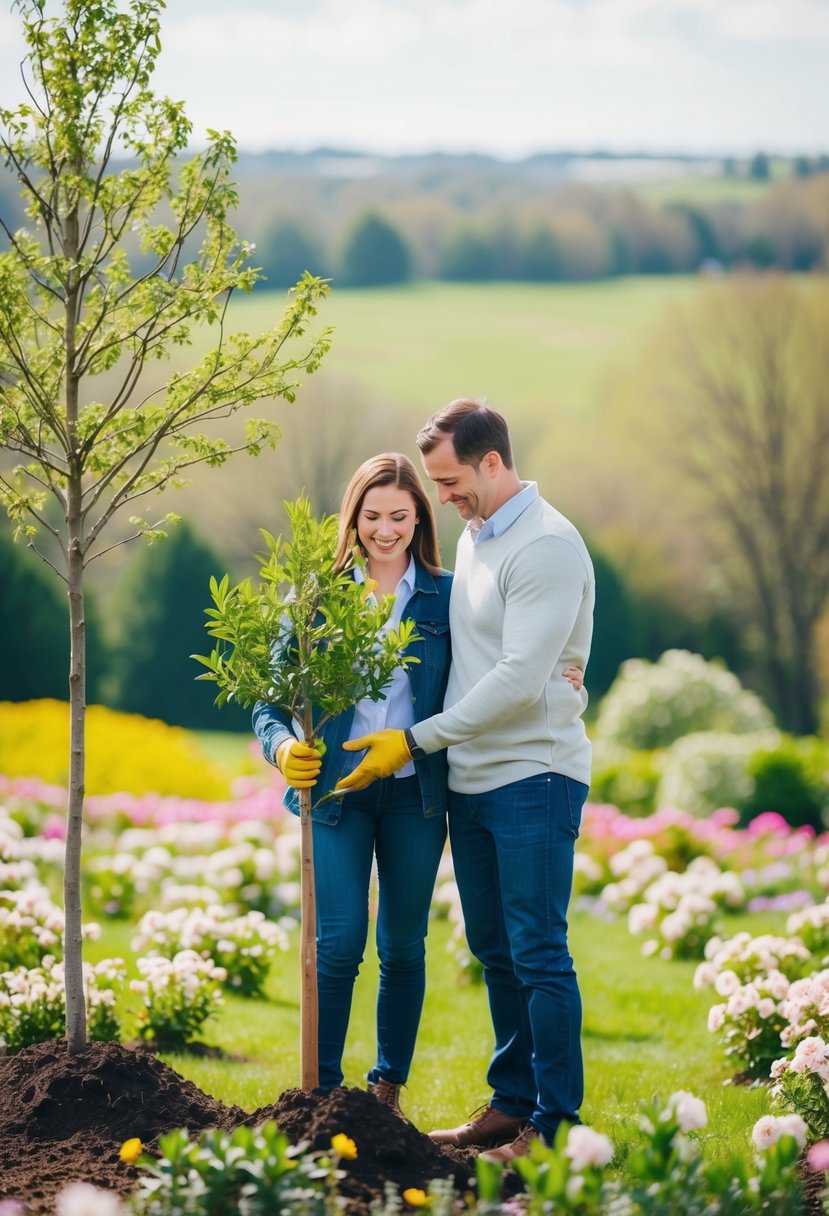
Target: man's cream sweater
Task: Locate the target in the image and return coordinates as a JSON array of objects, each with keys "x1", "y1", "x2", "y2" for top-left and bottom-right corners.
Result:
[{"x1": 412, "y1": 494, "x2": 594, "y2": 794}]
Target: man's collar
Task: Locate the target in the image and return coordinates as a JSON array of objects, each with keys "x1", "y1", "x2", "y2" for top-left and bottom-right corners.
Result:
[{"x1": 470, "y1": 481, "x2": 538, "y2": 543}]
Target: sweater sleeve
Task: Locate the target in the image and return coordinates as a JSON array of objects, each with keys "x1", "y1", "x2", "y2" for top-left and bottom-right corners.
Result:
[{"x1": 411, "y1": 535, "x2": 591, "y2": 754}]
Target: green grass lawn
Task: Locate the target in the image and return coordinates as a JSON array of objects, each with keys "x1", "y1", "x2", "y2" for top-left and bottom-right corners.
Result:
[
  {"x1": 228, "y1": 277, "x2": 700, "y2": 423},
  {"x1": 88, "y1": 908, "x2": 780, "y2": 1165}
]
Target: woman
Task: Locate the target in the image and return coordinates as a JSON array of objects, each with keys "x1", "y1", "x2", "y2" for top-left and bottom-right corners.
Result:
[{"x1": 252, "y1": 452, "x2": 452, "y2": 1113}]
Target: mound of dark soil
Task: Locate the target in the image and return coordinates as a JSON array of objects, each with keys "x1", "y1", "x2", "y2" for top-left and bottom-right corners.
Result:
[
  {"x1": 0, "y1": 1039, "x2": 245, "y2": 1213},
  {"x1": 0, "y1": 1041, "x2": 472, "y2": 1215},
  {"x1": 251, "y1": 1085, "x2": 473, "y2": 1211}
]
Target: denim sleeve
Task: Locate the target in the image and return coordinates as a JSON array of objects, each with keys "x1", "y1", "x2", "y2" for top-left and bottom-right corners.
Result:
[{"x1": 251, "y1": 699, "x2": 297, "y2": 768}]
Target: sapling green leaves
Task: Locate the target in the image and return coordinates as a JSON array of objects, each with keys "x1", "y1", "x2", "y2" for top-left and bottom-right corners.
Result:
[{"x1": 194, "y1": 495, "x2": 420, "y2": 738}]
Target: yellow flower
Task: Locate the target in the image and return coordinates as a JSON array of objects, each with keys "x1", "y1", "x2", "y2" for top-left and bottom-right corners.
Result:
[
  {"x1": 403, "y1": 1189, "x2": 428, "y2": 1206},
  {"x1": 331, "y1": 1132, "x2": 358, "y2": 1160},
  {"x1": 119, "y1": 1137, "x2": 143, "y2": 1165},
  {"x1": 360, "y1": 578, "x2": 379, "y2": 602}
]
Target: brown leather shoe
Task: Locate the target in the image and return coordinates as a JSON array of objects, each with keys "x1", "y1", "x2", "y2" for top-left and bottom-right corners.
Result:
[
  {"x1": 428, "y1": 1104, "x2": 529, "y2": 1148},
  {"x1": 481, "y1": 1124, "x2": 542, "y2": 1163},
  {"x1": 368, "y1": 1077, "x2": 404, "y2": 1116}
]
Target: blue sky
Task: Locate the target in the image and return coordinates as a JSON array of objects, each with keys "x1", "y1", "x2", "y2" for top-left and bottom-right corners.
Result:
[{"x1": 1, "y1": 0, "x2": 826, "y2": 157}]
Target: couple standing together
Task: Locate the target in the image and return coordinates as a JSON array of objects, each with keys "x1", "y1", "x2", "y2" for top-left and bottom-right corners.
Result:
[{"x1": 253, "y1": 397, "x2": 594, "y2": 1162}]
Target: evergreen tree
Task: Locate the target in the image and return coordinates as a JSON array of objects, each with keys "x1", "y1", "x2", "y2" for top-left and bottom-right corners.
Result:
[
  {"x1": 517, "y1": 225, "x2": 563, "y2": 281},
  {"x1": 588, "y1": 547, "x2": 638, "y2": 699},
  {"x1": 438, "y1": 227, "x2": 496, "y2": 280},
  {"x1": 109, "y1": 521, "x2": 247, "y2": 730},
  {"x1": 339, "y1": 211, "x2": 410, "y2": 286},
  {"x1": 258, "y1": 218, "x2": 326, "y2": 289},
  {"x1": 0, "y1": 529, "x2": 106, "y2": 701}
]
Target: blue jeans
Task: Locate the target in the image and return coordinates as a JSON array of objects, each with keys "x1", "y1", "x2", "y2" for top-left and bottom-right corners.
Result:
[
  {"x1": 312, "y1": 775, "x2": 447, "y2": 1089},
  {"x1": 448, "y1": 772, "x2": 588, "y2": 1141}
]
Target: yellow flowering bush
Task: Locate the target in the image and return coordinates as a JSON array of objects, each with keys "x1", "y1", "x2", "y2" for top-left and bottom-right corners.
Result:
[{"x1": 0, "y1": 701, "x2": 232, "y2": 799}]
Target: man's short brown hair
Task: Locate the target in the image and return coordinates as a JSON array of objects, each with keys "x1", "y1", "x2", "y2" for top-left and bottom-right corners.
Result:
[{"x1": 416, "y1": 397, "x2": 514, "y2": 468}]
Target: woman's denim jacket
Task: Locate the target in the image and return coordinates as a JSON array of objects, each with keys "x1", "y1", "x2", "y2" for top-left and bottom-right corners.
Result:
[{"x1": 251, "y1": 563, "x2": 452, "y2": 825}]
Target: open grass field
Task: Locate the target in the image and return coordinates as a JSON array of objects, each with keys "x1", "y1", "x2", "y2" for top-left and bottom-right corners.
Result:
[
  {"x1": 230, "y1": 276, "x2": 699, "y2": 423},
  {"x1": 86, "y1": 897, "x2": 780, "y2": 1168},
  {"x1": 157, "y1": 276, "x2": 701, "y2": 572}
]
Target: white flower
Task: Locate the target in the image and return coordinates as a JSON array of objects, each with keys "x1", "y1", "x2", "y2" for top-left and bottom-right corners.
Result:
[
  {"x1": 564, "y1": 1125, "x2": 614, "y2": 1171},
  {"x1": 751, "y1": 1116, "x2": 780, "y2": 1150},
  {"x1": 667, "y1": 1091, "x2": 707, "y2": 1133},
  {"x1": 628, "y1": 903, "x2": 658, "y2": 935},
  {"x1": 693, "y1": 962, "x2": 717, "y2": 990},
  {"x1": 792, "y1": 1036, "x2": 829, "y2": 1080},
  {"x1": 714, "y1": 969, "x2": 740, "y2": 997},
  {"x1": 707, "y1": 1003, "x2": 726, "y2": 1033},
  {"x1": 776, "y1": 1114, "x2": 808, "y2": 1148},
  {"x1": 56, "y1": 1183, "x2": 127, "y2": 1216},
  {"x1": 726, "y1": 986, "x2": 757, "y2": 1017}
]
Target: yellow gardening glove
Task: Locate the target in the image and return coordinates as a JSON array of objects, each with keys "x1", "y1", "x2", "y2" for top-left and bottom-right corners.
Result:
[
  {"x1": 335, "y1": 730, "x2": 413, "y2": 793},
  {"x1": 276, "y1": 738, "x2": 322, "y2": 789}
]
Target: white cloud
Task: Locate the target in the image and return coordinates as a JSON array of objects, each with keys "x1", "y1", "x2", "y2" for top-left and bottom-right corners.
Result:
[
  {"x1": 164, "y1": 1, "x2": 419, "y2": 65},
  {"x1": 0, "y1": 0, "x2": 825, "y2": 154}
]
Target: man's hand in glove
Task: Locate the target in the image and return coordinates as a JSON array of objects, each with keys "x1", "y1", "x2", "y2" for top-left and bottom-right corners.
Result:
[
  {"x1": 334, "y1": 730, "x2": 413, "y2": 793},
  {"x1": 276, "y1": 738, "x2": 322, "y2": 789}
]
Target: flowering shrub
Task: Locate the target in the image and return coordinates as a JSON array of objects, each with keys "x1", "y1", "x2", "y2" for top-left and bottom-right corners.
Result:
[
  {"x1": 478, "y1": 1092, "x2": 803, "y2": 1216},
  {"x1": 500, "y1": 1122, "x2": 613, "y2": 1215},
  {"x1": 772, "y1": 1036, "x2": 829, "y2": 1141},
  {"x1": 786, "y1": 902, "x2": 829, "y2": 960},
  {"x1": 0, "y1": 887, "x2": 66, "y2": 968},
  {"x1": 0, "y1": 887, "x2": 102, "y2": 969},
  {"x1": 626, "y1": 857, "x2": 744, "y2": 960},
  {"x1": 0, "y1": 700, "x2": 233, "y2": 799},
  {"x1": 695, "y1": 932, "x2": 813, "y2": 1077},
  {"x1": 130, "y1": 951, "x2": 227, "y2": 1049},
  {"x1": 83, "y1": 851, "x2": 168, "y2": 919},
  {"x1": 0, "y1": 956, "x2": 125, "y2": 1053},
  {"x1": 594, "y1": 650, "x2": 775, "y2": 751},
  {"x1": 657, "y1": 729, "x2": 780, "y2": 818},
  {"x1": 696, "y1": 932, "x2": 812, "y2": 988},
  {"x1": 600, "y1": 839, "x2": 669, "y2": 913},
  {"x1": 131, "y1": 906, "x2": 288, "y2": 996},
  {"x1": 779, "y1": 970, "x2": 829, "y2": 1049}
]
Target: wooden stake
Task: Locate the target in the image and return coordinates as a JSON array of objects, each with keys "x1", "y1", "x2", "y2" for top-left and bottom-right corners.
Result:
[{"x1": 299, "y1": 786, "x2": 319, "y2": 1089}]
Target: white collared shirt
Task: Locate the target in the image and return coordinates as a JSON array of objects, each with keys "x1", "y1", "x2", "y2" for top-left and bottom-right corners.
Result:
[
  {"x1": 469, "y1": 480, "x2": 539, "y2": 544},
  {"x1": 350, "y1": 555, "x2": 417, "y2": 778}
]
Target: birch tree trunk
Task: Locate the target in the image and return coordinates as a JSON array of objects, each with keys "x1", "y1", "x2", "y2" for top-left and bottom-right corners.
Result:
[{"x1": 65, "y1": 512, "x2": 88, "y2": 1054}]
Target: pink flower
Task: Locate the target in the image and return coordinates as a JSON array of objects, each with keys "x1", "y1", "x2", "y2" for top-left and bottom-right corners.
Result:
[{"x1": 807, "y1": 1141, "x2": 829, "y2": 1172}]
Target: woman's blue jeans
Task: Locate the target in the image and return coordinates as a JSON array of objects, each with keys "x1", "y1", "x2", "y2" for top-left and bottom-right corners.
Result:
[
  {"x1": 312, "y1": 775, "x2": 447, "y2": 1089},
  {"x1": 447, "y1": 772, "x2": 588, "y2": 1141}
]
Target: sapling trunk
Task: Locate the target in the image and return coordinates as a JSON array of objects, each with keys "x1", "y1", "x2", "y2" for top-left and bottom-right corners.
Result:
[{"x1": 299, "y1": 707, "x2": 318, "y2": 1089}]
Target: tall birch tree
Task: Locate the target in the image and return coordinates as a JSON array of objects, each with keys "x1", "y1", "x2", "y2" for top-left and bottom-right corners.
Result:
[{"x1": 0, "y1": 0, "x2": 329, "y2": 1053}]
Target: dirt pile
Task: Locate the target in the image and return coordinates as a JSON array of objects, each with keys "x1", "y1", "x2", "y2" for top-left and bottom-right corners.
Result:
[
  {"x1": 252, "y1": 1085, "x2": 473, "y2": 1211},
  {"x1": 0, "y1": 1041, "x2": 472, "y2": 1215}
]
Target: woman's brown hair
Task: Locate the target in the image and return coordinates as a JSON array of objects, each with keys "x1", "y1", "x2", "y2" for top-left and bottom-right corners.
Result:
[{"x1": 333, "y1": 452, "x2": 442, "y2": 575}]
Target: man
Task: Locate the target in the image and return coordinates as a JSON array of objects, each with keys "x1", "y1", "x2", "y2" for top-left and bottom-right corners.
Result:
[{"x1": 336, "y1": 397, "x2": 595, "y2": 1160}]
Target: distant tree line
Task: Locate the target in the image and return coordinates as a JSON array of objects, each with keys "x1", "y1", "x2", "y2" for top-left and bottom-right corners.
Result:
[{"x1": 254, "y1": 169, "x2": 829, "y2": 288}]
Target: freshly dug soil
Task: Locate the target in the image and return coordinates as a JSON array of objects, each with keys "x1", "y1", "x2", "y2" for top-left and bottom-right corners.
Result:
[
  {"x1": 0, "y1": 1040, "x2": 472, "y2": 1214},
  {"x1": 250, "y1": 1085, "x2": 474, "y2": 1211},
  {"x1": 0, "y1": 1039, "x2": 245, "y2": 1212}
]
